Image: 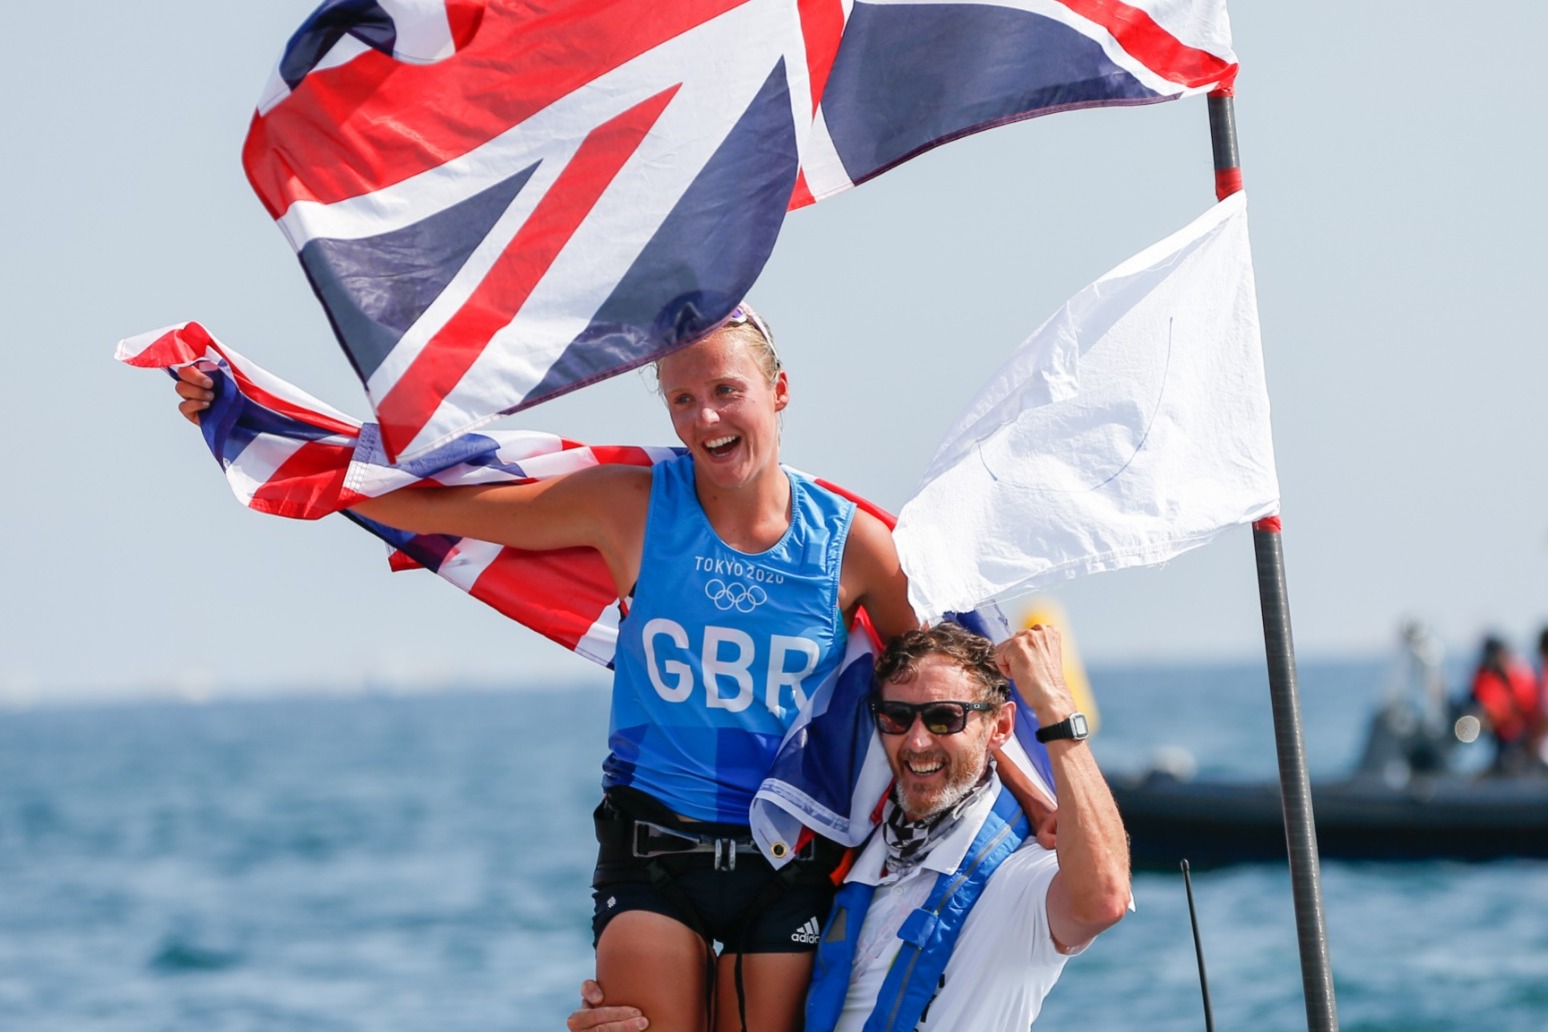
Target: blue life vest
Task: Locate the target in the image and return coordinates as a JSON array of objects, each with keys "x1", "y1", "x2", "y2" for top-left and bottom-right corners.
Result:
[
  {"x1": 804, "y1": 785, "x2": 1029, "y2": 1032},
  {"x1": 606, "y1": 454, "x2": 854, "y2": 822}
]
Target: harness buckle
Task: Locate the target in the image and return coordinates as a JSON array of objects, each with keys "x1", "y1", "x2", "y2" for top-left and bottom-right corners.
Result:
[
  {"x1": 632, "y1": 819, "x2": 750, "y2": 870},
  {"x1": 631, "y1": 819, "x2": 701, "y2": 858}
]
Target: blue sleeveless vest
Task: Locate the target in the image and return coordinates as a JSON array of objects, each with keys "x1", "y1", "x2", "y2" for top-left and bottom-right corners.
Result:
[
  {"x1": 606, "y1": 454, "x2": 854, "y2": 822},
  {"x1": 804, "y1": 785, "x2": 1029, "y2": 1032}
]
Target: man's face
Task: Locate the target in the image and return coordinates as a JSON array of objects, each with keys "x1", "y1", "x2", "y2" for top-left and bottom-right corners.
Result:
[{"x1": 879, "y1": 655, "x2": 1014, "y2": 821}]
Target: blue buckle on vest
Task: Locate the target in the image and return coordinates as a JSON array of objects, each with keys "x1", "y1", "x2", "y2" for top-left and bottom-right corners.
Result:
[{"x1": 897, "y1": 909, "x2": 940, "y2": 947}]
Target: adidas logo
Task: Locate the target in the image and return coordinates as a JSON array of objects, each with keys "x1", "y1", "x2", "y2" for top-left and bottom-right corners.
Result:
[{"x1": 790, "y1": 917, "x2": 821, "y2": 945}]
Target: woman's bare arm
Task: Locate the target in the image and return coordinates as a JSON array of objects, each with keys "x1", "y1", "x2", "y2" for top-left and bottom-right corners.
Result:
[
  {"x1": 840, "y1": 509, "x2": 919, "y2": 642},
  {"x1": 173, "y1": 365, "x2": 651, "y2": 584},
  {"x1": 348, "y1": 465, "x2": 649, "y2": 555}
]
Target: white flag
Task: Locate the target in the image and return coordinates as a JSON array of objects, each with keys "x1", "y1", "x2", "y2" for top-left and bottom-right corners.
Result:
[{"x1": 895, "y1": 191, "x2": 1279, "y2": 622}]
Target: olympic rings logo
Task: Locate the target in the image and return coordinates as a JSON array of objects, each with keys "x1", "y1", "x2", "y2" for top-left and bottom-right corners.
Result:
[{"x1": 705, "y1": 579, "x2": 768, "y2": 613}]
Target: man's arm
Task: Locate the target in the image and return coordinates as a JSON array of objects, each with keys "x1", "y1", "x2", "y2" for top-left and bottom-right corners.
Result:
[
  {"x1": 996, "y1": 626, "x2": 1130, "y2": 953},
  {"x1": 566, "y1": 979, "x2": 648, "y2": 1032}
]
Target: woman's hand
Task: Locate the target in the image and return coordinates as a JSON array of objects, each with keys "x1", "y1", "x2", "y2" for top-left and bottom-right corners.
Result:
[{"x1": 174, "y1": 365, "x2": 215, "y2": 425}]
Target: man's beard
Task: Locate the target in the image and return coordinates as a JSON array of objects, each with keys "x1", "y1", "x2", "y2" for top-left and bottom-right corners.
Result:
[{"x1": 895, "y1": 746, "x2": 988, "y2": 821}]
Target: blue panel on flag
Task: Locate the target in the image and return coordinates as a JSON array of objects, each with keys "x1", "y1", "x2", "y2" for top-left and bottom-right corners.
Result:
[
  {"x1": 280, "y1": 0, "x2": 398, "y2": 90},
  {"x1": 378, "y1": 427, "x2": 510, "y2": 481},
  {"x1": 298, "y1": 161, "x2": 541, "y2": 383},
  {"x1": 207, "y1": 377, "x2": 341, "y2": 469},
  {"x1": 526, "y1": 61, "x2": 801, "y2": 401},
  {"x1": 769, "y1": 645, "x2": 875, "y2": 816},
  {"x1": 348, "y1": 514, "x2": 456, "y2": 574},
  {"x1": 823, "y1": 2, "x2": 1158, "y2": 180}
]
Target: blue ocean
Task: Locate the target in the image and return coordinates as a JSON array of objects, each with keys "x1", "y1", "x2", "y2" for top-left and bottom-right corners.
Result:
[{"x1": 5, "y1": 658, "x2": 1547, "y2": 1031}]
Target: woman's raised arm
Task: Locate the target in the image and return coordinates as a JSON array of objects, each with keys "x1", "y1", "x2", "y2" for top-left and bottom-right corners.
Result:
[
  {"x1": 173, "y1": 364, "x2": 651, "y2": 574},
  {"x1": 349, "y1": 464, "x2": 649, "y2": 556}
]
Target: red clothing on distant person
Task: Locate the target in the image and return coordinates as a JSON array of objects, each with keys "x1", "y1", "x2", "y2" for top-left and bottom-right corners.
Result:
[{"x1": 1471, "y1": 661, "x2": 1540, "y2": 743}]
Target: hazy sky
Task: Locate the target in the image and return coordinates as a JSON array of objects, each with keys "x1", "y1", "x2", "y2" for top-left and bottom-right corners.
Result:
[{"x1": 6, "y1": 2, "x2": 1547, "y2": 701}]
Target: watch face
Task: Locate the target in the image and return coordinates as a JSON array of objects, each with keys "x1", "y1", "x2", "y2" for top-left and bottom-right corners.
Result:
[{"x1": 1036, "y1": 712, "x2": 1090, "y2": 742}]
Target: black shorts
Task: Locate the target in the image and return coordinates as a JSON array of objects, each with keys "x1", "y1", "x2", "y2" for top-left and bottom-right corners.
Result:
[{"x1": 590, "y1": 789, "x2": 839, "y2": 954}]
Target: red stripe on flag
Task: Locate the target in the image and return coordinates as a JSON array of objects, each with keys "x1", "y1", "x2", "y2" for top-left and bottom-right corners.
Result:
[
  {"x1": 245, "y1": 0, "x2": 746, "y2": 217},
  {"x1": 338, "y1": 485, "x2": 373, "y2": 511},
  {"x1": 788, "y1": 169, "x2": 816, "y2": 210},
  {"x1": 787, "y1": 0, "x2": 845, "y2": 211},
  {"x1": 388, "y1": 549, "x2": 426, "y2": 572},
  {"x1": 118, "y1": 323, "x2": 207, "y2": 368},
  {"x1": 248, "y1": 440, "x2": 357, "y2": 519},
  {"x1": 1052, "y1": 0, "x2": 1237, "y2": 89},
  {"x1": 123, "y1": 323, "x2": 362, "y2": 439},
  {"x1": 374, "y1": 87, "x2": 680, "y2": 460},
  {"x1": 587, "y1": 445, "x2": 661, "y2": 467},
  {"x1": 446, "y1": 0, "x2": 484, "y2": 49},
  {"x1": 225, "y1": 366, "x2": 362, "y2": 440},
  {"x1": 813, "y1": 476, "x2": 895, "y2": 530},
  {"x1": 466, "y1": 546, "x2": 621, "y2": 653},
  {"x1": 797, "y1": 0, "x2": 845, "y2": 113}
]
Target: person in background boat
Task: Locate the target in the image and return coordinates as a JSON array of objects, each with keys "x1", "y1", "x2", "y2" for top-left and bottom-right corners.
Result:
[
  {"x1": 568, "y1": 623, "x2": 1130, "y2": 1032},
  {"x1": 1466, "y1": 635, "x2": 1545, "y2": 774},
  {"x1": 1355, "y1": 620, "x2": 1455, "y2": 777}
]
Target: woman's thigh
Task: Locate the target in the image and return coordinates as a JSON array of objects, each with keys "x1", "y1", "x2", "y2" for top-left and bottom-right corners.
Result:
[
  {"x1": 714, "y1": 951, "x2": 814, "y2": 1032},
  {"x1": 596, "y1": 910, "x2": 714, "y2": 1032}
]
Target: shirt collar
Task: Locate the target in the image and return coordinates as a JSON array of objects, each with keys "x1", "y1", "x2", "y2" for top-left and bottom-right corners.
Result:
[{"x1": 846, "y1": 770, "x2": 1004, "y2": 886}]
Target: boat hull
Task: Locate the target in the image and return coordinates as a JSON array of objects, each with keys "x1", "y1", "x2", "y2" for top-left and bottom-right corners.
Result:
[{"x1": 1109, "y1": 772, "x2": 1548, "y2": 870}]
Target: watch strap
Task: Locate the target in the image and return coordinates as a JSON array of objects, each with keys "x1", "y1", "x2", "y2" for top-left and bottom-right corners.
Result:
[{"x1": 1035, "y1": 712, "x2": 1090, "y2": 743}]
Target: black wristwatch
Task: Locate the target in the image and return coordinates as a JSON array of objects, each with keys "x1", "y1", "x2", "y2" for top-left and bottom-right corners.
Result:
[{"x1": 1035, "y1": 712, "x2": 1090, "y2": 743}]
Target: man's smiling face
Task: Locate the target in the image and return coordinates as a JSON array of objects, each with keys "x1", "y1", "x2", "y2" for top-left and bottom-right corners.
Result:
[{"x1": 879, "y1": 655, "x2": 1013, "y2": 821}]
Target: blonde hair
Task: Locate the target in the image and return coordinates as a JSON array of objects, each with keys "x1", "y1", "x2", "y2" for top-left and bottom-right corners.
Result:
[
  {"x1": 651, "y1": 304, "x2": 782, "y2": 392},
  {"x1": 723, "y1": 304, "x2": 781, "y2": 384}
]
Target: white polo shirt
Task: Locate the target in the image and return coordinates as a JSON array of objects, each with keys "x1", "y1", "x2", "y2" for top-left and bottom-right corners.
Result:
[{"x1": 833, "y1": 778, "x2": 1071, "y2": 1032}]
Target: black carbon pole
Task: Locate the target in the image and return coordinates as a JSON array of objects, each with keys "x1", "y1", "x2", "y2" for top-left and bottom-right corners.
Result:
[{"x1": 1207, "y1": 87, "x2": 1340, "y2": 1032}]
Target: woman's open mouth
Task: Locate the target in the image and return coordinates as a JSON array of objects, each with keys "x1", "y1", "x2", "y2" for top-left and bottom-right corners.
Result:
[{"x1": 703, "y1": 434, "x2": 740, "y2": 458}]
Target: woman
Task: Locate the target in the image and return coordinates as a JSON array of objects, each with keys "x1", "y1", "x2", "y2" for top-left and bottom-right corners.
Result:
[{"x1": 176, "y1": 306, "x2": 917, "y2": 1032}]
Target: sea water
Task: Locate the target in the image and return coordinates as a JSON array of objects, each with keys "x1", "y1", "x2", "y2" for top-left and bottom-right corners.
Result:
[{"x1": 3, "y1": 660, "x2": 1547, "y2": 1032}]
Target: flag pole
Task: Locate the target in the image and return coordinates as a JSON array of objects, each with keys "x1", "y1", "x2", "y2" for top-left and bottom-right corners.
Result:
[{"x1": 1207, "y1": 87, "x2": 1340, "y2": 1032}]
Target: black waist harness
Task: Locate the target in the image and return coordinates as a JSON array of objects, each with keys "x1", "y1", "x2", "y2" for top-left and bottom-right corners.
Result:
[{"x1": 595, "y1": 785, "x2": 821, "y2": 874}]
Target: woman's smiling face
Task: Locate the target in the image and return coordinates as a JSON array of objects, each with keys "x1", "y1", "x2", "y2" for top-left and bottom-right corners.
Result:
[{"x1": 657, "y1": 328, "x2": 788, "y2": 490}]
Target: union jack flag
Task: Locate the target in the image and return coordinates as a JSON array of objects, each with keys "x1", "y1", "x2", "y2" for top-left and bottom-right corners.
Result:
[
  {"x1": 247, "y1": 0, "x2": 1237, "y2": 462},
  {"x1": 116, "y1": 321, "x2": 1055, "y2": 859}
]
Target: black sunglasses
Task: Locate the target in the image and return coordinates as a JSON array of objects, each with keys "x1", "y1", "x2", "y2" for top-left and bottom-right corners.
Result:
[{"x1": 869, "y1": 698, "x2": 998, "y2": 736}]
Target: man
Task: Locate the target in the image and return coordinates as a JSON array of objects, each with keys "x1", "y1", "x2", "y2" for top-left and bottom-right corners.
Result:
[
  {"x1": 569, "y1": 622, "x2": 1130, "y2": 1031},
  {"x1": 1469, "y1": 635, "x2": 1543, "y2": 773}
]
